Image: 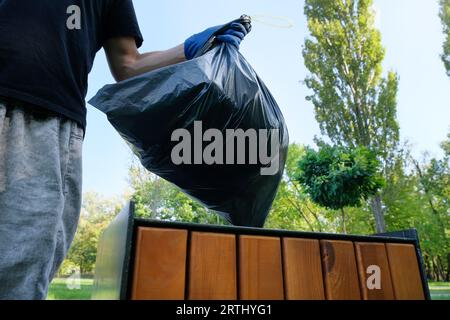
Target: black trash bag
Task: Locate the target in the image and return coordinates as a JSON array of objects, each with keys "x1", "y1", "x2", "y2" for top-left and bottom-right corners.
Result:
[{"x1": 89, "y1": 43, "x2": 289, "y2": 227}]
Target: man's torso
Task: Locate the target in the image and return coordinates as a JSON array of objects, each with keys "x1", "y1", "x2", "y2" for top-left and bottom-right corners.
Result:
[{"x1": 0, "y1": 0, "x2": 142, "y2": 129}]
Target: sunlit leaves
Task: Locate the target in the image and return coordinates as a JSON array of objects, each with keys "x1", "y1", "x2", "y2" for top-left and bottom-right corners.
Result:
[
  {"x1": 297, "y1": 144, "x2": 384, "y2": 210},
  {"x1": 440, "y1": 0, "x2": 450, "y2": 75},
  {"x1": 302, "y1": 0, "x2": 399, "y2": 169}
]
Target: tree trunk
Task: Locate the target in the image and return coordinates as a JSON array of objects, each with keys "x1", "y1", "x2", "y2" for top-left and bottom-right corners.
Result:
[
  {"x1": 412, "y1": 158, "x2": 446, "y2": 230},
  {"x1": 447, "y1": 253, "x2": 450, "y2": 282},
  {"x1": 437, "y1": 255, "x2": 446, "y2": 281},
  {"x1": 424, "y1": 255, "x2": 433, "y2": 280},
  {"x1": 340, "y1": 208, "x2": 347, "y2": 234},
  {"x1": 370, "y1": 194, "x2": 386, "y2": 233},
  {"x1": 431, "y1": 258, "x2": 440, "y2": 282}
]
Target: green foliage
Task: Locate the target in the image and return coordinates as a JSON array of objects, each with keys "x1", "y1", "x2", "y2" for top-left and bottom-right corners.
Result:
[
  {"x1": 60, "y1": 193, "x2": 122, "y2": 275},
  {"x1": 440, "y1": 0, "x2": 450, "y2": 76},
  {"x1": 266, "y1": 144, "x2": 329, "y2": 232},
  {"x1": 129, "y1": 161, "x2": 228, "y2": 225},
  {"x1": 412, "y1": 138, "x2": 450, "y2": 281},
  {"x1": 67, "y1": 219, "x2": 98, "y2": 275},
  {"x1": 302, "y1": 0, "x2": 400, "y2": 169},
  {"x1": 302, "y1": 0, "x2": 400, "y2": 232},
  {"x1": 383, "y1": 138, "x2": 450, "y2": 281},
  {"x1": 297, "y1": 145, "x2": 384, "y2": 210},
  {"x1": 266, "y1": 144, "x2": 376, "y2": 235},
  {"x1": 441, "y1": 132, "x2": 450, "y2": 156}
]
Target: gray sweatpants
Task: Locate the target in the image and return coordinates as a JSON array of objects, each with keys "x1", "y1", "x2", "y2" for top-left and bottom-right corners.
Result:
[{"x1": 0, "y1": 99, "x2": 83, "y2": 300}]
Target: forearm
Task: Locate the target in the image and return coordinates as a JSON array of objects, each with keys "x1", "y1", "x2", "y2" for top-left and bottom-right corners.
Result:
[
  {"x1": 125, "y1": 44, "x2": 186, "y2": 80},
  {"x1": 106, "y1": 20, "x2": 248, "y2": 82},
  {"x1": 106, "y1": 41, "x2": 187, "y2": 82}
]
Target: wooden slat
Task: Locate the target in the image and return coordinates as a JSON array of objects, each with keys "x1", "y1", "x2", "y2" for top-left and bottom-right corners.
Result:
[
  {"x1": 188, "y1": 232, "x2": 237, "y2": 300},
  {"x1": 131, "y1": 227, "x2": 187, "y2": 300},
  {"x1": 320, "y1": 240, "x2": 361, "y2": 300},
  {"x1": 386, "y1": 243, "x2": 425, "y2": 300},
  {"x1": 239, "y1": 236, "x2": 284, "y2": 300},
  {"x1": 355, "y1": 242, "x2": 395, "y2": 300},
  {"x1": 282, "y1": 238, "x2": 325, "y2": 300}
]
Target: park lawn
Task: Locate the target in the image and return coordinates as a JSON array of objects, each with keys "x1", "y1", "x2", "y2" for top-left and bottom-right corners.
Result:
[
  {"x1": 47, "y1": 278, "x2": 93, "y2": 300},
  {"x1": 429, "y1": 282, "x2": 450, "y2": 300},
  {"x1": 48, "y1": 278, "x2": 450, "y2": 300}
]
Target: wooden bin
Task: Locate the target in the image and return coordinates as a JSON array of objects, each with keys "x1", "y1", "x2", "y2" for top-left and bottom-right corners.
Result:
[{"x1": 92, "y1": 202, "x2": 430, "y2": 300}]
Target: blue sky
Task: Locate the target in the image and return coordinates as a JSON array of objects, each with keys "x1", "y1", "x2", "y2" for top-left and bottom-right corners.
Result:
[{"x1": 83, "y1": 0, "x2": 450, "y2": 197}]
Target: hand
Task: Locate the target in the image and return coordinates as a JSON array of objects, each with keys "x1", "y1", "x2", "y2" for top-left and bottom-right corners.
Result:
[
  {"x1": 216, "y1": 23, "x2": 248, "y2": 48},
  {"x1": 184, "y1": 22, "x2": 249, "y2": 60}
]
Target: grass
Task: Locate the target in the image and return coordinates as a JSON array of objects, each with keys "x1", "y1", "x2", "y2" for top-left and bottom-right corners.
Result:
[
  {"x1": 48, "y1": 278, "x2": 450, "y2": 300},
  {"x1": 429, "y1": 282, "x2": 450, "y2": 301},
  {"x1": 47, "y1": 278, "x2": 94, "y2": 300}
]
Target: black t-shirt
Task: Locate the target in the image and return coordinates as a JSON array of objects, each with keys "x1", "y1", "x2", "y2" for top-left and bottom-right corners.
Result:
[{"x1": 0, "y1": 0, "x2": 143, "y2": 129}]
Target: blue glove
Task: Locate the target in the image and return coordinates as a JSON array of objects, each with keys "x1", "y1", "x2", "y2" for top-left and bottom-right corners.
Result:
[{"x1": 184, "y1": 22, "x2": 249, "y2": 60}]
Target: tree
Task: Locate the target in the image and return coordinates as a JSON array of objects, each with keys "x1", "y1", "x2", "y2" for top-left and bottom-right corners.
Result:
[
  {"x1": 410, "y1": 135, "x2": 450, "y2": 281},
  {"x1": 441, "y1": 132, "x2": 450, "y2": 156},
  {"x1": 129, "y1": 160, "x2": 228, "y2": 225},
  {"x1": 440, "y1": 0, "x2": 450, "y2": 76},
  {"x1": 68, "y1": 218, "x2": 99, "y2": 275},
  {"x1": 302, "y1": 0, "x2": 400, "y2": 232},
  {"x1": 266, "y1": 144, "x2": 329, "y2": 232},
  {"x1": 297, "y1": 145, "x2": 384, "y2": 233},
  {"x1": 267, "y1": 144, "x2": 375, "y2": 234},
  {"x1": 383, "y1": 138, "x2": 450, "y2": 281},
  {"x1": 60, "y1": 192, "x2": 122, "y2": 275}
]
